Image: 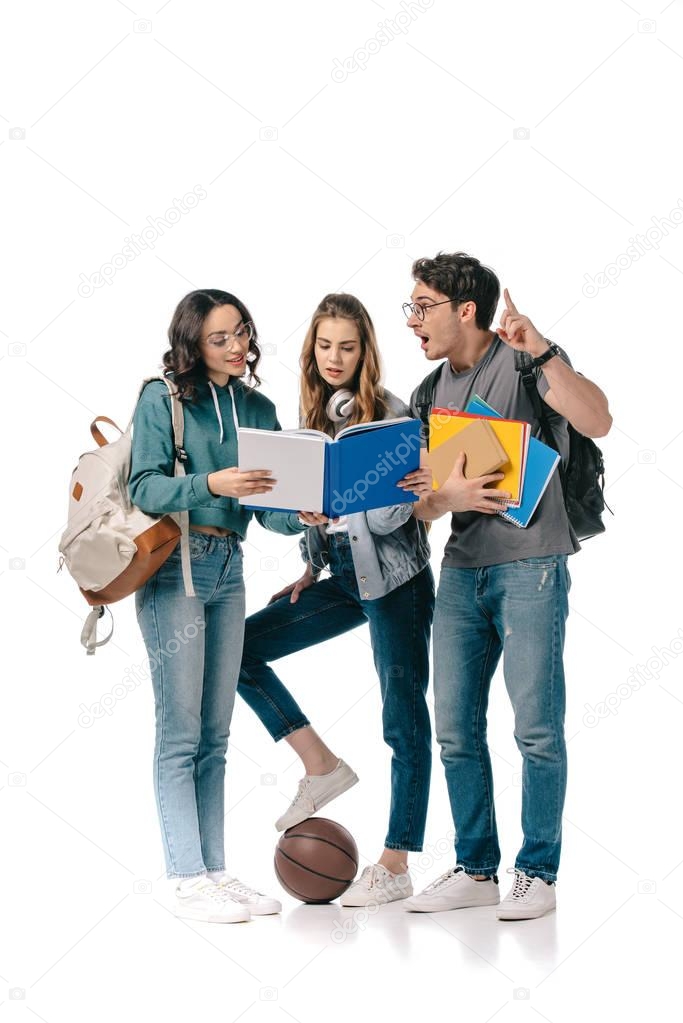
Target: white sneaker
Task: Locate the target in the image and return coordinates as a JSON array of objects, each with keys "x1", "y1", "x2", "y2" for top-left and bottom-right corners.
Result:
[
  {"x1": 213, "y1": 875, "x2": 282, "y2": 916},
  {"x1": 405, "y1": 867, "x2": 500, "y2": 913},
  {"x1": 340, "y1": 864, "x2": 413, "y2": 907},
  {"x1": 275, "y1": 759, "x2": 359, "y2": 831},
  {"x1": 496, "y1": 868, "x2": 556, "y2": 920},
  {"x1": 173, "y1": 876, "x2": 251, "y2": 923}
]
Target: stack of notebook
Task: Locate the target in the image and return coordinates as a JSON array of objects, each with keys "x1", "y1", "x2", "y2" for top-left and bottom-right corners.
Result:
[{"x1": 428, "y1": 396, "x2": 560, "y2": 528}]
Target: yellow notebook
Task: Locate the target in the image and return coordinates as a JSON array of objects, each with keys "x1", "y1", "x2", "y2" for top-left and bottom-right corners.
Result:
[{"x1": 429, "y1": 408, "x2": 530, "y2": 507}]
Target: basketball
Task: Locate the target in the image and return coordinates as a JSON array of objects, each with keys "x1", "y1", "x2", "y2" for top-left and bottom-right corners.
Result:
[{"x1": 274, "y1": 817, "x2": 359, "y2": 903}]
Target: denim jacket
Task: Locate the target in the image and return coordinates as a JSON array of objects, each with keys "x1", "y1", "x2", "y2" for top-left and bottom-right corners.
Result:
[{"x1": 299, "y1": 391, "x2": 431, "y2": 599}]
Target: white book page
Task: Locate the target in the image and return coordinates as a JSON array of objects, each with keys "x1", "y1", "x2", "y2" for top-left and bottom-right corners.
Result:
[
  {"x1": 280, "y1": 428, "x2": 330, "y2": 440},
  {"x1": 237, "y1": 429, "x2": 327, "y2": 512},
  {"x1": 335, "y1": 416, "x2": 411, "y2": 440}
]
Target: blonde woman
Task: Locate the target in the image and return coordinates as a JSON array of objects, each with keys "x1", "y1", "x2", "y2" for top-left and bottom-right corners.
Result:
[{"x1": 237, "y1": 293, "x2": 434, "y2": 907}]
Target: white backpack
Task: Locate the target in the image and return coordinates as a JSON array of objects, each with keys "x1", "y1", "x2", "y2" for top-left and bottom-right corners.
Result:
[{"x1": 58, "y1": 377, "x2": 194, "y2": 654}]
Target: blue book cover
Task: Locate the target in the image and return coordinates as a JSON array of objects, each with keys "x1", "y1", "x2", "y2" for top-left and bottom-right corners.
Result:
[
  {"x1": 239, "y1": 418, "x2": 421, "y2": 517},
  {"x1": 465, "y1": 396, "x2": 560, "y2": 528},
  {"x1": 325, "y1": 419, "x2": 421, "y2": 517},
  {"x1": 467, "y1": 395, "x2": 499, "y2": 418}
]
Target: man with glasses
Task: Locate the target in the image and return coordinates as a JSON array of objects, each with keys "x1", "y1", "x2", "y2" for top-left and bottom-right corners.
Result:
[{"x1": 397, "y1": 252, "x2": 612, "y2": 919}]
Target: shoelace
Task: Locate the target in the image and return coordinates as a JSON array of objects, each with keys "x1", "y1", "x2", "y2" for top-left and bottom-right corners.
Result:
[
  {"x1": 358, "y1": 865, "x2": 387, "y2": 890},
  {"x1": 424, "y1": 867, "x2": 463, "y2": 892},
  {"x1": 290, "y1": 777, "x2": 314, "y2": 807},
  {"x1": 185, "y1": 879, "x2": 242, "y2": 906},
  {"x1": 506, "y1": 869, "x2": 536, "y2": 901},
  {"x1": 219, "y1": 877, "x2": 263, "y2": 899}
]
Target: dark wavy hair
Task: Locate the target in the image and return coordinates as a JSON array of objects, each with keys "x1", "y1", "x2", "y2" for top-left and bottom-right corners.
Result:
[
  {"x1": 162, "y1": 289, "x2": 261, "y2": 401},
  {"x1": 411, "y1": 252, "x2": 500, "y2": 330}
]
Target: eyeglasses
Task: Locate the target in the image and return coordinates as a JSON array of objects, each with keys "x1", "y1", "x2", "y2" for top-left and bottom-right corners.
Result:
[
  {"x1": 402, "y1": 298, "x2": 468, "y2": 322},
  {"x1": 202, "y1": 322, "x2": 254, "y2": 348}
]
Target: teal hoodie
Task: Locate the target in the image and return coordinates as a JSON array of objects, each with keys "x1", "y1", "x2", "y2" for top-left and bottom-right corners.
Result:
[{"x1": 128, "y1": 376, "x2": 304, "y2": 538}]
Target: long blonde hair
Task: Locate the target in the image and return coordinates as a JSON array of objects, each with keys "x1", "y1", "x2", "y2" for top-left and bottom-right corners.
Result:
[{"x1": 299, "y1": 293, "x2": 388, "y2": 434}]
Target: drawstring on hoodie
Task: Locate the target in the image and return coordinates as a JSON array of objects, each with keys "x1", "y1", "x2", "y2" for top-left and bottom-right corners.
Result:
[{"x1": 208, "y1": 380, "x2": 240, "y2": 442}]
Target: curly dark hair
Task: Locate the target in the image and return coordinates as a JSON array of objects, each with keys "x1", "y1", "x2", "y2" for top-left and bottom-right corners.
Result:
[
  {"x1": 411, "y1": 252, "x2": 500, "y2": 330},
  {"x1": 162, "y1": 289, "x2": 261, "y2": 401}
]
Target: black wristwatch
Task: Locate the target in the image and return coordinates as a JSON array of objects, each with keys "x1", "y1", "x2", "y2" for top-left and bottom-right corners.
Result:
[{"x1": 532, "y1": 342, "x2": 561, "y2": 367}]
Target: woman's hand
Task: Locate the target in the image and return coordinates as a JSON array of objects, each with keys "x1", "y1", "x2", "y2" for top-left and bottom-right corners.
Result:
[
  {"x1": 396, "y1": 465, "x2": 434, "y2": 497},
  {"x1": 268, "y1": 563, "x2": 318, "y2": 605},
  {"x1": 207, "y1": 467, "x2": 276, "y2": 498},
  {"x1": 296, "y1": 511, "x2": 330, "y2": 526}
]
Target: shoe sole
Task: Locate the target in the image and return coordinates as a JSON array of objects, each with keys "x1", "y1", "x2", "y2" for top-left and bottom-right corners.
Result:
[
  {"x1": 275, "y1": 771, "x2": 359, "y2": 831},
  {"x1": 405, "y1": 895, "x2": 500, "y2": 913},
  {"x1": 340, "y1": 892, "x2": 412, "y2": 907},
  {"x1": 496, "y1": 905, "x2": 556, "y2": 921},
  {"x1": 243, "y1": 903, "x2": 282, "y2": 916}
]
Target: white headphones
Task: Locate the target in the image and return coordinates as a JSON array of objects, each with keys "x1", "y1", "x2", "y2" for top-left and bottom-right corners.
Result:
[{"x1": 326, "y1": 388, "x2": 355, "y2": 422}]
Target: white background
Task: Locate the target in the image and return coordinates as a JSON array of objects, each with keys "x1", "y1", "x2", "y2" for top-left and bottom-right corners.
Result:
[{"x1": 1, "y1": 0, "x2": 681, "y2": 1019}]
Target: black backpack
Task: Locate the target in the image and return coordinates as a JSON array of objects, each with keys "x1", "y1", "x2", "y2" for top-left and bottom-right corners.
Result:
[{"x1": 413, "y1": 355, "x2": 612, "y2": 541}]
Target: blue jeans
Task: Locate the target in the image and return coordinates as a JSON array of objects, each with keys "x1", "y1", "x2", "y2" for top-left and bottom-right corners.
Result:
[
  {"x1": 135, "y1": 531, "x2": 245, "y2": 878},
  {"x1": 237, "y1": 532, "x2": 435, "y2": 852},
  {"x1": 433, "y1": 556, "x2": 570, "y2": 882}
]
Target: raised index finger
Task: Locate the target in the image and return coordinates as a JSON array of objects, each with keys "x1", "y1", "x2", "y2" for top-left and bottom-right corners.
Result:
[{"x1": 503, "y1": 287, "x2": 518, "y2": 315}]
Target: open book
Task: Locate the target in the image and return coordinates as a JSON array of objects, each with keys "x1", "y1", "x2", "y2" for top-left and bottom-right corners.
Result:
[{"x1": 238, "y1": 418, "x2": 421, "y2": 516}]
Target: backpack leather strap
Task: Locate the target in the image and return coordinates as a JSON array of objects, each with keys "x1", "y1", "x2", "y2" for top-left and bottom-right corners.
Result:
[{"x1": 90, "y1": 417, "x2": 124, "y2": 448}]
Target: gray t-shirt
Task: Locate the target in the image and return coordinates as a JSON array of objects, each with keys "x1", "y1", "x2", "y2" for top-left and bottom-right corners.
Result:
[{"x1": 410, "y1": 335, "x2": 580, "y2": 568}]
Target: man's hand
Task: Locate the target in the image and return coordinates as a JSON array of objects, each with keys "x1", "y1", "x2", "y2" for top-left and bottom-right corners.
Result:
[
  {"x1": 498, "y1": 287, "x2": 612, "y2": 438},
  {"x1": 268, "y1": 563, "x2": 318, "y2": 605},
  {"x1": 396, "y1": 465, "x2": 433, "y2": 497},
  {"x1": 497, "y1": 288, "x2": 549, "y2": 359},
  {"x1": 438, "y1": 452, "x2": 511, "y2": 515}
]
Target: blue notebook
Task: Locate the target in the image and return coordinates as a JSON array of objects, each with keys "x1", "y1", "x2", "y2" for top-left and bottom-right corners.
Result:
[
  {"x1": 466, "y1": 396, "x2": 560, "y2": 528},
  {"x1": 239, "y1": 418, "x2": 421, "y2": 517}
]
